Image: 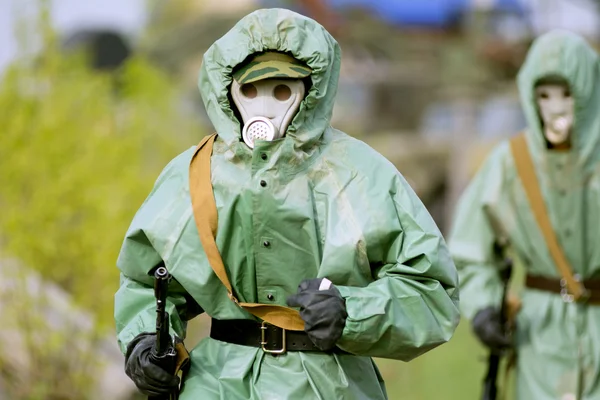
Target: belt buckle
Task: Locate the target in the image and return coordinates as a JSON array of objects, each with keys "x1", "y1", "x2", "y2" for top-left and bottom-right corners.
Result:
[{"x1": 260, "y1": 321, "x2": 286, "y2": 354}]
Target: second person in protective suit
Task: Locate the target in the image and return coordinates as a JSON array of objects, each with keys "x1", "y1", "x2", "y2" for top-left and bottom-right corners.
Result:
[
  {"x1": 449, "y1": 30, "x2": 600, "y2": 400},
  {"x1": 115, "y1": 8, "x2": 460, "y2": 400}
]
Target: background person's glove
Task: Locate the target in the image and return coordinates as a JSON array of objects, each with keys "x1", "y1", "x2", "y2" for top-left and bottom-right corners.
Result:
[
  {"x1": 124, "y1": 332, "x2": 180, "y2": 396},
  {"x1": 287, "y1": 278, "x2": 348, "y2": 351},
  {"x1": 472, "y1": 306, "x2": 513, "y2": 351}
]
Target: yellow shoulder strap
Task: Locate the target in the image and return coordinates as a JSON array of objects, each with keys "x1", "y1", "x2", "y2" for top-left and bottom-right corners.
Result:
[
  {"x1": 509, "y1": 134, "x2": 587, "y2": 300},
  {"x1": 188, "y1": 134, "x2": 305, "y2": 331}
]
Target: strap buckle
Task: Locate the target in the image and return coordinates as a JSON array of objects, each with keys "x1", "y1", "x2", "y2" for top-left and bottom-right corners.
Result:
[
  {"x1": 227, "y1": 292, "x2": 240, "y2": 305},
  {"x1": 560, "y1": 278, "x2": 574, "y2": 303},
  {"x1": 560, "y1": 275, "x2": 590, "y2": 304},
  {"x1": 260, "y1": 321, "x2": 286, "y2": 354}
]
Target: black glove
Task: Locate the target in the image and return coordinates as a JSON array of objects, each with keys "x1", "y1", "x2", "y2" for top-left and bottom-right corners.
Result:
[
  {"x1": 287, "y1": 278, "x2": 348, "y2": 351},
  {"x1": 124, "y1": 332, "x2": 180, "y2": 397},
  {"x1": 472, "y1": 306, "x2": 512, "y2": 351}
]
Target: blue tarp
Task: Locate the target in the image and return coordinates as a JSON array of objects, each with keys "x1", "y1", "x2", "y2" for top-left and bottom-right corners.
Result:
[{"x1": 325, "y1": 0, "x2": 525, "y2": 27}]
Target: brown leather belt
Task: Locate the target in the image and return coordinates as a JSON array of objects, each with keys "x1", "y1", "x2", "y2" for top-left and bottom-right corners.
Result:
[{"x1": 525, "y1": 274, "x2": 600, "y2": 304}]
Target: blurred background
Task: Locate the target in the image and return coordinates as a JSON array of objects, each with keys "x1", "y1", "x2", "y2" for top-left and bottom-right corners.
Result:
[{"x1": 1, "y1": 0, "x2": 599, "y2": 399}]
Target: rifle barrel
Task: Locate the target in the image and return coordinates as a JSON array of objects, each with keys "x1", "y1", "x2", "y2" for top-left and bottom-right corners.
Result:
[
  {"x1": 154, "y1": 266, "x2": 171, "y2": 355},
  {"x1": 480, "y1": 259, "x2": 513, "y2": 400}
]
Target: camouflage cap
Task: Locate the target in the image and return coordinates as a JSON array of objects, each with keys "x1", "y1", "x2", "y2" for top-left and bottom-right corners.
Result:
[{"x1": 233, "y1": 52, "x2": 312, "y2": 84}]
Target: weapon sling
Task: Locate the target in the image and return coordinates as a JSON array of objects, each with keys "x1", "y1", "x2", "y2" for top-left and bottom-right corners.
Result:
[
  {"x1": 188, "y1": 134, "x2": 305, "y2": 331},
  {"x1": 509, "y1": 134, "x2": 588, "y2": 301}
]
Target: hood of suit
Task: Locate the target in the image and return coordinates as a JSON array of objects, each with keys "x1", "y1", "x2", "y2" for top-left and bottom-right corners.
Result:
[
  {"x1": 198, "y1": 8, "x2": 341, "y2": 154},
  {"x1": 517, "y1": 30, "x2": 600, "y2": 171}
]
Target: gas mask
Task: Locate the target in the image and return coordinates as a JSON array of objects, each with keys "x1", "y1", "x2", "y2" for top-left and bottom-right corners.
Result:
[
  {"x1": 232, "y1": 78, "x2": 305, "y2": 149},
  {"x1": 535, "y1": 82, "x2": 574, "y2": 146}
]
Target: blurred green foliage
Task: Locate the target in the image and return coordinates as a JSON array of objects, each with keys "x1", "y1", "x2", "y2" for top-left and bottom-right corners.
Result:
[
  {"x1": 0, "y1": 7, "x2": 202, "y2": 398},
  {"x1": 377, "y1": 323, "x2": 486, "y2": 400},
  {"x1": 0, "y1": 12, "x2": 202, "y2": 331}
]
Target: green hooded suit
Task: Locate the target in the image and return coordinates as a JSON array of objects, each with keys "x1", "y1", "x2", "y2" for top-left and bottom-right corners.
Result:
[
  {"x1": 115, "y1": 9, "x2": 460, "y2": 399},
  {"x1": 449, "y1": 31, "x2": 600, "y2": 399}
]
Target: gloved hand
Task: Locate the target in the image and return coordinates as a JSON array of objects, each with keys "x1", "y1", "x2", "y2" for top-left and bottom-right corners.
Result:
[
  {"x1": 472, "y1": 306, "x2": 513, "y2": 351},
  {"x1": 124, "y1": 332, "x2": 180, "y2": 396},
  {"x1": 287, "y1": 278, "x2": 348, "y2": 351}
]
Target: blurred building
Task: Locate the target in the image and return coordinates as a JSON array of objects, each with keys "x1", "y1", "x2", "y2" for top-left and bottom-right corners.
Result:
[
  {"x1": 197, "y1": 0, "x2": 258, "y2": 14},
  {"x1": 0, "y1": 0, "x2": 147, "y2": 74}
]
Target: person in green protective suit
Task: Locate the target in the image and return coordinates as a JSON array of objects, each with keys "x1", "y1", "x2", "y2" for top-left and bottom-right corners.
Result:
[
  {"x1": 449, "y1": 30, "x2": 600, "y2": 400},
  {"x1": 115, "y1": 8, "x2": 460, "y2": 399}
]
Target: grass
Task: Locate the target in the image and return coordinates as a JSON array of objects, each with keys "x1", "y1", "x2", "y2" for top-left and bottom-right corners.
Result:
[{"x1": 375, "y1": 321, "x2": 487, "y2": 399}]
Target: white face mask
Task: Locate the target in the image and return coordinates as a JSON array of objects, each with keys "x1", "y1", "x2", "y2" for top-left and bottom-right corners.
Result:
[
  {"x1": 535, "y1": 83, "x2": 574, "y2": 146},
  {"x1": 231, "y1": 78, "x2": 305, "y2": 149}
]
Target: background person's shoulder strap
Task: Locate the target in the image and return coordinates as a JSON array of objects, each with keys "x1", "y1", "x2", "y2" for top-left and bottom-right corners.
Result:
[
  {"x1": 509, "y1": 134, "x2": 587, "y2": 301},
  {"x1": 188, "y1": 134, "x2": 305, "y2": 331}
]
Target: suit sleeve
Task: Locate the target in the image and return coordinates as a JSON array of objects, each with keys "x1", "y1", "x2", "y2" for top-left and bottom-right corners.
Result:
[
  {"x1": 335, "y1": 172, "x2": 460, "y2": 361},
  {"x1": 114, "y1": 157, "x2": 202, "y2": 354},
  {"x1": 447, "y1": 143, "x2": 509, "y2": 321}
]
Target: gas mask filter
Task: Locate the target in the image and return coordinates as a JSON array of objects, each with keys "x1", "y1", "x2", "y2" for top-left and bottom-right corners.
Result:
[
  {"x1": 535, "y1": 82, "x2": 574, "y2": 146},
  {"x1": 232, "y1": 78, "x2": 305, "y2": 149}
]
